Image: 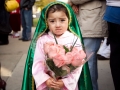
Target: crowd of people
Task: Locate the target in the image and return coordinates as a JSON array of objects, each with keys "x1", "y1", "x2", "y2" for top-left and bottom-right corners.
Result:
[
  {"x1": 0, "y1": 0, "x2": 35, "y2": 46},
  {"x1": 0, "y1": 0, "x2": 120, "y2": 90},
  {"x1": 0, "y1": 0, "x2": 35, "y2": 89}
]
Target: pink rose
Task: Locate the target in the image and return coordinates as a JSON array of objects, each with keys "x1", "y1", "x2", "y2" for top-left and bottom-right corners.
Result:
[
  {"x1": 71, "y1": 59, "x2": 86, "y2": 67},
  {"x1": 65, "y1": 52, "x2": 73, "y2": 64},
  {"x1": 71, "y1": 47, "x2": 79, "y2": 56},
  {"x1": 44, "y1": 42, "x2": 54, "y2": 54},
  {"x1": 71, "y1": 50, "x2": 86, "y2": 66},
  {"x1": 57, "y1": 45, "x2": 66, "y2": 55},
  {"x1": 53, "y1": 54, "x2": 67, "y2": 68},
  {"x1": 79, "y1": 50, "x2": 86, "y2": 60},
  {"x1": 48, "y1": 45, "x2": 65, "y2": 59},
  {"x1": 72, "y1": 47, "x2": 86, "y2": 60},
  {"x1": 48, "y1": 44, "x2": 59, "y2": 58}
]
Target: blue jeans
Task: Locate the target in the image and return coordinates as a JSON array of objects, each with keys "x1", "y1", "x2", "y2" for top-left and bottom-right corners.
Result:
[
  {"x1": 21, "y1": 8, "x2": 32, "y2": 40},
  {"x1": 83, "y1": 38, "x2": 102, "y2": 90}
]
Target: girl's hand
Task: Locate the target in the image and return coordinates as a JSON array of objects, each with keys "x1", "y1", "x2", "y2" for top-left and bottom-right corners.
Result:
[
  {"x1": 56, "y1": 79, "x2": 64, "y2": 89},
  {"x1": 45, "y1": 78, "x2": 60, "y2": 89}
]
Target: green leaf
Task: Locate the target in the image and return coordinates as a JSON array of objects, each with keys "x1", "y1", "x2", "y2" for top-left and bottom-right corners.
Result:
[
  {"x1": 46, "y1": 59, "x2": 68, "y2": 78},
  {"x1": 68, "y1": 64, "x2": 76, "y2": 72},
  {"x1": 63, "y1": 45, "x2": 69, "y2": 53}
]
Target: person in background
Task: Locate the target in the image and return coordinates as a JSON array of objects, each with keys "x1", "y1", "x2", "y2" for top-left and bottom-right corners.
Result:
[
  {"x1": 103, "y1": 0, "x2": 120, "y2": 90},
  {"x1": 19, "y1": 0, "x2": 35, "y2": 41},
  {"x1": 68, "y1": 0, "x2": 108, "y2": 90},
  {"x1": 97, "y1": 37, "x2": 110, "y2": 60},
  {"x1": 0, "y1": 0, "x2": 12, "y2": 45},
  {"x1": 9, "y1": 0, "x2": 21, "y2": 38}
]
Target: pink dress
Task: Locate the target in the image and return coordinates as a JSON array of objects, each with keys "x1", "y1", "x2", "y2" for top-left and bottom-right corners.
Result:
[{"x1": 32, "y1": 31, "x2": 83, "y2": 90}]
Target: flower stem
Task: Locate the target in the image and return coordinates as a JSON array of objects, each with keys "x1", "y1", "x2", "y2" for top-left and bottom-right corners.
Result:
[
  {"x1": 53, "y1": 33, "x2": 58, "y2": 44},
  {"x1": 70, "y1": 37, "x2": 78, "y2": 51}
]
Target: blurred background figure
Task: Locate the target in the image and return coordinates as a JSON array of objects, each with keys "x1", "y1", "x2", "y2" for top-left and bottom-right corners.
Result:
[
  {"x1": 19, "y1": 0, "x2": 35, "y2": 41},
  {"x1": 0, "y1": 0, "x2": 12, "y2": 45},
  {"x1": 68, "y1": 0, "x2": 108, "y2": 90},
  {"x1": 103, "y1": 0, "x2": 120, "y2": 89},
  {"x1": 97, "y1": 37, "x2": 110, "y2": 60},
  {"x1": 9, "y1": 0, "x2": 21, "y2": 38}
]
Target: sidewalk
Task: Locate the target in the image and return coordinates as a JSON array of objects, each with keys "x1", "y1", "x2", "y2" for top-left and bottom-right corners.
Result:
[{"x1": 0, "y1": 27, "x2": 115, "y2": 90}]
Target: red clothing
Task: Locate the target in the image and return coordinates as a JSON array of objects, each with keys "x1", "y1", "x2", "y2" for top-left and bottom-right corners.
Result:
[{"x1": 9, "y1": 0, "x2": 21, "y2": 31}]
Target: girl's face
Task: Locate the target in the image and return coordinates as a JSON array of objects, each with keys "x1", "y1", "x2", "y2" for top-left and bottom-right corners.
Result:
[{"x1": 47, "y1": 11, "x2": 69, "y2": 37}]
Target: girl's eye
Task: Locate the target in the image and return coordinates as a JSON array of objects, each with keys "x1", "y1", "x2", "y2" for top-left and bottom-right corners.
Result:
[
  {"x1": 61, "y1": 19, "x2": 65, "y2": 22},
  {"x1": 50, "y1": 20, "x2": 55, "y2": 23}
]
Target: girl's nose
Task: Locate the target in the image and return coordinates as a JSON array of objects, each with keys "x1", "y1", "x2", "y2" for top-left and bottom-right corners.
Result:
[{"x1": 56, "y1": 21, "x2": 60, "y2": 27}]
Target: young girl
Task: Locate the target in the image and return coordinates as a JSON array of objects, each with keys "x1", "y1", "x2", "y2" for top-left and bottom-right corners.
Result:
[{"x1": 21, "y1": 1, "x2": 93, "y2": 90}]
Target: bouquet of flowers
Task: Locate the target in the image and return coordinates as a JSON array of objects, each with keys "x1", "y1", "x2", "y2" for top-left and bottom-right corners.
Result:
[{"x1": 43, "y1": 36, "x2": 88, "y2": 80}]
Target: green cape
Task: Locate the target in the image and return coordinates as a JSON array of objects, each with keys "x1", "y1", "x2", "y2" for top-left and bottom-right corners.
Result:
[{"x1": 21, "y1": 1, "x2": 93, "y2": 90}]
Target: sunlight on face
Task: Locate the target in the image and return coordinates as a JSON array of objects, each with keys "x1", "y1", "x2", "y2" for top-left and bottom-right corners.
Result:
[{"x1": 47, "y1": 11, "x2": 69, "y2": 37}]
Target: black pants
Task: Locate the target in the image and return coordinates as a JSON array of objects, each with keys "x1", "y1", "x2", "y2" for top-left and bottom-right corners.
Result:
[
  {"x1": 108, "y1": 22, "x2": 120, "y2": 90},
  {"x1": 0, "y1": 33, "x2": 9, "y2": 44}
]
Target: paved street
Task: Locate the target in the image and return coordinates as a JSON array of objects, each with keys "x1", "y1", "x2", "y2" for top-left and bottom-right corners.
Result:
[{"x1": 0, "y1": 27, "x2": 115, "y2": 90}]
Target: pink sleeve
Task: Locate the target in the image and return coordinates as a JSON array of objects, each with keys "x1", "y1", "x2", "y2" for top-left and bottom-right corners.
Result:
[
  {"x1": 32, "y1": 38, "x2": 50, "y2": 89},
  {"x1": 62, "y1": 66, "x2": 83, "y2": 90}
]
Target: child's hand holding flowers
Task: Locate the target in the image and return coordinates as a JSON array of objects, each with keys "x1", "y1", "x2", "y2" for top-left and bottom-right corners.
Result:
[{"x1": 45, "y1": 77, "x2": 64, "y2": 90}]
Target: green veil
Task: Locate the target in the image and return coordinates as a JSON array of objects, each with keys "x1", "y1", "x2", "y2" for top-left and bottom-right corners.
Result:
[{"x1": 21, "y1": 1, "x2": 93, "y2": 90}]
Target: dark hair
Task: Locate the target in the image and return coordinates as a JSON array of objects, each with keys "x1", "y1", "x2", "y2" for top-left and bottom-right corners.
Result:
[{"x1": 46, "y1": 4, "x2": 69, "y2": 19}]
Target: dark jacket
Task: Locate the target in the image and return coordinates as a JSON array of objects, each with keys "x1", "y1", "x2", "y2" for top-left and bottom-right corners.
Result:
[
  {"x1": 20, "y1": 0, "x2": 35, "y2": 9},
  {"x1": 0, "y1": 0, "x2": 11, "y2": 34}
]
